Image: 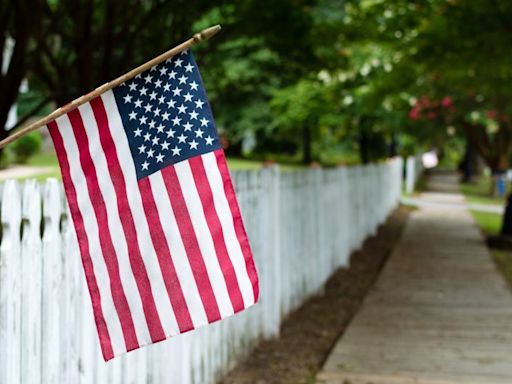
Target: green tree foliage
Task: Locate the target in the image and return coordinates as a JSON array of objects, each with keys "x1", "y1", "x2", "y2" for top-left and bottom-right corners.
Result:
[
  {"x1": 10, "y1": 131, "x2": 42, "y2": 164},
  {"x1": 402, "y1": 0, "x2": 512, "y2": 171},
  {"x1": 31, "y1": 0, "x2": 227, "y2": 106},
  {"x1": 191, "y1": 1, "x2": 319, "y2": 156},
  {"x1": 6, "y1": 0, "x2": 512, "y2": 171},
  {"x1": 270, "y1": 78, "x2": 332, "y2": 163}
]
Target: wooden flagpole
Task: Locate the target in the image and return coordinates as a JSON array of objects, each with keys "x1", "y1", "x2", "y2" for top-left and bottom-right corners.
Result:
[{"x1": 0, "y1": 24, "x2": 221, "y2": 149}]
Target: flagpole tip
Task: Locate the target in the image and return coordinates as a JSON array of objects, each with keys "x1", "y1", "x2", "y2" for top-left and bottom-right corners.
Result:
[{"x1": 194, "y1": 25, "x2": 222, "y2": 43}]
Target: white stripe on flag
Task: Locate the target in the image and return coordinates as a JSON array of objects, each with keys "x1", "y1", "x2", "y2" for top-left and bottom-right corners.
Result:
[
  {"x1": 77, "y1": 102, "x2": 152, "y2": 345},
  {"x1": 148, "y1": 171, "x2": 210, "y2": 328},
  {"x1": 202, "y1": 152, "x2": 256, "y2": 306},
  {"x1": 55, "y1": 114, "x2": 125, "y2": 355},
  {"x1": 174, "y1": 160, "x2": 235, "y2": 318},
  {"x1": 100, "y1": 91, "x2": 180, "y2": 337}
]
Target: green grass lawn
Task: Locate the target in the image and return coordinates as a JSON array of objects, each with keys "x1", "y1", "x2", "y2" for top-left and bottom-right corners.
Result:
[
  {"x1": 455, "y1": 175, "x2": 512, "y2": 290},
  {"x1": 28, "y1": 152, "x2": 272, "y2": 169},
  {"x1": 470, "y1": 210, "x2": 501, "y2": 236},
  {"x1": 467, "y1": 194, "x2": 512, "y2": 289},
  {"x1": 26, "y1": 151, "x2": 60, "y2": 167},
  {"x1": 461, "y1": 174, "x2": 505, "y2": 237},
  {"x1": 15, "y1": 151, "x2": 61, "y2": 180},
  {"x1": 226, "y1": 157, "x2": 306, "y2": 172},
  {"x1": 8, "y1": 151, "x2": 308, "y2": 181},
  {"x1": 460, "y1": 175, "x2": 507, "y2": 206}
]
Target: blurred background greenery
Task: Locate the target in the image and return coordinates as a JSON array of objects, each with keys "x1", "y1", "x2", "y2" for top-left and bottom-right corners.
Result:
[{"x1": 1, "y1": 0, "x2": 511, "y2": 177}]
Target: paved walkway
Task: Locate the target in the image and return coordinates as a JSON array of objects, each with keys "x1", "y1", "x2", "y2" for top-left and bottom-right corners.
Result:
[
  {"x1": 0, "y1": 165, "x2": 55, "y2": 180},
  {"x1": 318, "y1": 172, "x2": 512, "y2": 384},
  {"x1": 401, "y1": 197, "x2": 504, "y2": 215}
]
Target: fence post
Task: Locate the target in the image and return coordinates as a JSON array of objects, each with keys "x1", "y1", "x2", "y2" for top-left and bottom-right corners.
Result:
[
  {"x1": 337, "y1": 167, "x2": 349, "y2": 267},
  {"x1": 60, "y1": 197, "x2": 83, "y2": 383},
  {"x1": 314, "y1": 168, "x2": 327, "y2": 292},
  {"x1": 21, "y1": 180, "x2": 43, "y2": 384},
  {"x1": 398, "y1": 158, "x2": 404, "y2": 203},
  {"x1": 405, "y1": 156, "x2": 416, "y2": 194},
  {"x1": 0, "y1": 180, "x2": 22, "y2": 384},
  {"x1": 79, "y1": 268, "x2": 98, "y2": 384},
  {"x1": 260, "y1": 165, "x2": 280, "y2": 338},
  {"x1": 41, "y1": 179, "x2": 62, "y2": 384}
]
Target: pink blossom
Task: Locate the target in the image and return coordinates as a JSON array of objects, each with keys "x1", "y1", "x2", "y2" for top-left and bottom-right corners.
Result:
[
  {"x1": 487, "y1": 110, "x2": 497, "y2": 119},
  {"x1": 427, "y1": 111, "x2": 437, "y2": 120},
  {"x1": 441, "y1": 96, "x2": 452, "y2": 108},
  {"x1": 418, "y1": 96, "x2": 431, "y2": 108},
  {"x1": 409, "y1": 108, "x2": 420, "y2": 120}
]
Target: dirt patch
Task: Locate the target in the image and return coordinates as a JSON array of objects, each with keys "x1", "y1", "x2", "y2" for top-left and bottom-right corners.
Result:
[{"x1": 219, "y1": 206, "x2": 411, "y2": 384}]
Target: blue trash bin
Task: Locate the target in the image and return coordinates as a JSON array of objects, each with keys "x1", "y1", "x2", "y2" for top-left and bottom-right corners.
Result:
[{"x1": 497, "y1": 175, "x2": 506, "y2": 197}]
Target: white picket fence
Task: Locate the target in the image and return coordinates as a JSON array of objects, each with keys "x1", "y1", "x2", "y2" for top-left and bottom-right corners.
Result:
[
  {"x1": 405, "y1": 155, "x2": 424, "y2": 195},
  {"x1": 0, "y1": 158, "x2": 403, "y2": 384}
]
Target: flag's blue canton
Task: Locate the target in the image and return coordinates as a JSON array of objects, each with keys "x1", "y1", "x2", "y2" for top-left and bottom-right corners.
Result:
[{"x1": 113, "y1": 50, "x2": 221, "y2": 180}]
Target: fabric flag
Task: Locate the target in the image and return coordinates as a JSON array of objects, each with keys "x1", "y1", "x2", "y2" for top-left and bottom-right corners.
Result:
[{"x1": 47, "y1": 50, "x2": 259, "y2": 360}]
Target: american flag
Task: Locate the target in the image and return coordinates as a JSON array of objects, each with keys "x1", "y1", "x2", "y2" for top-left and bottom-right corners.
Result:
[{"x1": 47, "y1": 50, "x2": 259, "y2": 360}]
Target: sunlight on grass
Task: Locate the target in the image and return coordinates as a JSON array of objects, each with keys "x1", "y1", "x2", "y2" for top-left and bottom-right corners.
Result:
[
  {"x1": 22, "y1": 152, "x2": 269, "y2": 177},
  {"x1": 11, "y1": 151, "x2": 306, "y2": 181},
  {"x1": 21, "y1": 152, "x2": 304, "y2": 176},
  {"x1": 471, "y1": 209, "x2": 512, "y2": 291},
  {"x1": 25, "y1": 152, "x2": 273, "y2": 171},
  {"x1": 227, "y1": 159, "x2": 305, "y2": 172},
  {"x1": 460, "y1": 176, "x2": 506, "y2": 206},
  {"x1": 470, "y1": 210, "x2": 501, "y2": 236},
  {"x1": 226, "y1": 158, "x2": 263, "y2": 170},
  {"x1": 32, "y1": 170, "x2": 63, "y2": 181},
  {"x1": 26, "y1": 151, "x2": 59, "y2": 167}
]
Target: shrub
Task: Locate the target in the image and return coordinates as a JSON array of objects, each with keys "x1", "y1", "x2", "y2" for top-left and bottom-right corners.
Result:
[{"x1": 11, "y1": 131, "x2": 42, "y2": 164}]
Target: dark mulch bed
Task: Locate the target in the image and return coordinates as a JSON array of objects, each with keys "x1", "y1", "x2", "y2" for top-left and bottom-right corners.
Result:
[{"x1": 219, "y1": 206, "x2": 411, "y2": 384}]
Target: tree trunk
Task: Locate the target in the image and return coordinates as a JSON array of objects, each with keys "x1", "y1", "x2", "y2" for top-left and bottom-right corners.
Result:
[
  {"x1": 225, "y1": 139, "x2": 242, "y2": 157},
  {"x1": 460, "y1": 140, "x2": 474, "y2": 183},
  {"x1": 0, "y1": 1, "x2": 43, "y2": 146},
  {"x1": 388, "y1": 132, "x2": 397, "y2": 157},
  {"x1": 0, "y1": 128, "x2": 9, "y2": 168},
  {"x1": 501, "y1": 191, "x2": 512, "y2": 236},
  {"x1": 359, "y1": 131, "x2": 369, "y2": 164}
]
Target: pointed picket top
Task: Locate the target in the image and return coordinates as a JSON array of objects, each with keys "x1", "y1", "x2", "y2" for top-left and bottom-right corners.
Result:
[
  {"x1": 1, "y1": 179, "x2": 21, "y2": 227},
  {"x1": 43, "y1": 178, "x2": 62, "y2": 230},
  {"x1": 22, "y1": 179, "x2": 42, "y2": 235}
]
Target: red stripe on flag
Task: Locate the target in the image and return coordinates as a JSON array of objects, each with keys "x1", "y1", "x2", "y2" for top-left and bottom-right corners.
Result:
[
  {"x1": 160, "y1": 166, "x2": 222, "y2": 323},
  {"x1": 214, "y1": 150, "x2": 259, "y2": 302},
  {"x1": 67, "y1": 108, "x2": 139, "y2": 351},
  {"x1": 189, "y1": 156, "x2": 245, "y2": 313},
  {"x1": 137, "y1": 177, "x2": 195, "y2": 333},
  {"x1": 90, "y1": 97, "x2": 167, "y2": 343},
  {"x1": 48, "y1": 121, "x2": 114, "y2": 360}
]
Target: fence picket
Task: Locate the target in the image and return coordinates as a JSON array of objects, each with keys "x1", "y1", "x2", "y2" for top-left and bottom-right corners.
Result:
[
  {"x1": 61, "y1": 202, "x2": 81, "y2": 384},
  {"x1": 20, "y1": 180, "x2": 42, "y2": 384},
  {"x1": 41, "y1": 179, "x2": 62, "y2": 384},
  {"x1": 0, "y1": 180, "x2": 22, "y2": 384}
]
